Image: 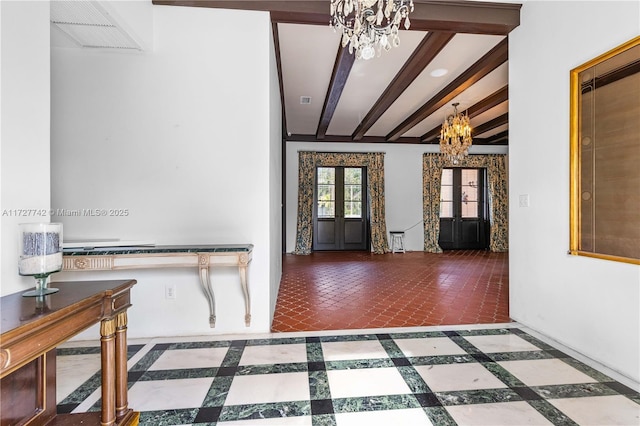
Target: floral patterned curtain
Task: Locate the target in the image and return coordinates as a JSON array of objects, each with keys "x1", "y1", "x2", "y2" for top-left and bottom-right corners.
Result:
[
  {"x1": 294, "y1": 152, "x2": 390, "y2": 254},
  {"x1": 423, "y1": 153, "x2": 508, "y2": 253}
]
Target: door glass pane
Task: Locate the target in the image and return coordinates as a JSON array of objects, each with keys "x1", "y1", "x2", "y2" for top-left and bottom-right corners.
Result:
[
  {"x1": 344, "y1": 168, "x2": 362, "y2": 218},
  {"x1": 317, "y1": 167, "x2": 335, "y2": 218},
  {"x1": 461, "y1": 169, "x2": 479, "y2": 218},
  {"x1": 440, "y1": 169, "x2": 454, "y2": 218}
]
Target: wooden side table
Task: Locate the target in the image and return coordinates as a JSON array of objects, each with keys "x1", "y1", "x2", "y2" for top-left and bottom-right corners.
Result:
[{"x1": 0, "y1": 280, "x2": 139, "y2": 426}]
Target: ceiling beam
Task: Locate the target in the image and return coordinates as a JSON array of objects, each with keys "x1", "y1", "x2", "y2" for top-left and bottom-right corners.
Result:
[
  {"x1": 420, "y1": 84, "x2": 508, "y2": 142},
  {"x1": 351, "y1": 31, "x2": 455, "y2": 141},
  {"x1": 316, "y1": 44, "x2": 356, "y2": 139},
  {"x1": 483, "y1": 130, "x2": 509, "y2": 144},
  {"x1": 472, "y1": 112, "x2": 508, "y2": 136},
  {"x1": 286, "y1": 134, "x2": 422, "y2": 144},
  {"x1": 152, "y1": 1, "x2": 521, "y2": 35},
  {"x1": 386, "y1": 37, "x2": 508, "y2": 142}
]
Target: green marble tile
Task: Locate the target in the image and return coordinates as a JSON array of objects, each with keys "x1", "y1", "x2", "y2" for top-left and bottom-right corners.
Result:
[
  {"x1": 488, "y1": 350, "x2": 552, "y2": 362},
  {"x1": 396, "y1": 366, "x2": 433, "y2": 394},
  {"x1": 236, "y1": 362, "x2": 308, "y2": 375},
  {"x1": 527, "y1": 399, "x2": 580, "y2": 426},
  {"x1": 57, "y1": 346, "x2": 101, "y2": 356},
  {"x1": 448, "y1": 336, "x2": 482, "y2": 354},
  {"x1": 219, "y1": 401, "x2": 310, "y2": 422},
  {"x1": 59, "y1": 373, "x2": 101, "y2": 404},
  {"x1": 325, "y1": 358, "x2": 395, "y2": 370},
  {"x1": 312, "y1": 413, "x2": 337, "y2": 426},
  {"x1": 409, "y1": 354, "x2": 475, "y2": 366},
  {"x1": 389, "y1": 331, "x2": 447, "y2": 339},
  {"x1": 168, "y1": 340, "x2": 231, "y2": 350},
  {"x1": 320, "y1": 334, "x2": 377, "y2": 343},
  {"x1": 423, "y1": 406, "x2": 458, "y2": 426},
  {"x1": 482, "y1": 362, "x2": 525, "y2": 387},
  {"x1": 455, "y1": 328, "x2": 514, "y2": 336},
  {"x1": 202, "y1": 376, "x2": 234, "y2": 407},
  {"x1": 307, "y1": 341, "x2": 325, "y2": 363},
  {"x1": 130, "y1": 348, "x2": 165, "y2": 372},
  {"x1": 309, "y1": 370, "x2": 332, "y2": 400},
  {"x1": 332, "y1": 394, "x2": 421, "y2": 413},
  {"x1": 139, "y1": 367, "x2": 218, "y2": 381},
  {"x1": 532, "y1": 382, "x2": 620, "y2": 399},
  {"x1": 220, "y1": 345, "x2": 245, "y2": 367},
  {"x1": 436, "y1": 388, "x2": 522, "y2": 406},
  {"x1": 378, "y1": 338, "x2": 404, "y2": 358},
  {"x1": 247, "y1": 337, "x2": 306, "y2": 346},
  {"x1": 560, "y1": 357, "x2": 615, "y2": 382},
  {"x1": 138, "y1": 408, "x2": 199, "y2": 425}
]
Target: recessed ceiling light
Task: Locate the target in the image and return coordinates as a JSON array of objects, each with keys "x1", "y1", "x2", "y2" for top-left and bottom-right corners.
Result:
[{"x1": 430, "y1": 68, "x2": 448, "y2": 77}]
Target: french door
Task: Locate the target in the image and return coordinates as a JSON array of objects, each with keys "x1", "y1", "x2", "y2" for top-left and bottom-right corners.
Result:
[
  {"x1": 313, "y1": 166, "x2": 369, "y2": 251},
  {"x1": 439, "y1": 168, "x2": 489, "y2": 250}
]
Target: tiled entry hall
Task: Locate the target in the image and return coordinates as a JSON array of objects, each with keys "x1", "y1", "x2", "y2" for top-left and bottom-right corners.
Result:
[
  {"x1": 272, "y1": 250, "x2": 510, "y2": 332},
  {"x1": 57, "y1": 325, "x2": 640, "y2": 425}
]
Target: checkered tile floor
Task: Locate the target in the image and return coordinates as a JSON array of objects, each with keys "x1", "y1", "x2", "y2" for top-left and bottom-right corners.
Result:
[{"x1": 57, "y1": 325, "x2": 640, "y2": 425}]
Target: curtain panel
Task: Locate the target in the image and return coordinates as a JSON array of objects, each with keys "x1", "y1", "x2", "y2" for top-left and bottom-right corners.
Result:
[
  {"x1": 294, "y1": 152, "x2": 390, "y2": 255},
  {"x1": 422, "y1": 153, "x2": 508, "y2": 253}
]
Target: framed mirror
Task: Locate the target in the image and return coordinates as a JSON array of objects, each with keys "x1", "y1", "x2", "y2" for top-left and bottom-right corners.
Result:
[{"x1": 569, "y1": 35, "x2": 640, "y2": 265}]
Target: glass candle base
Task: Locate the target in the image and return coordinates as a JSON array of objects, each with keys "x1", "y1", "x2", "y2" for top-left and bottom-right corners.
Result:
[{"x1": 22, "y1": 275, "x2": 59, "y2": 297}]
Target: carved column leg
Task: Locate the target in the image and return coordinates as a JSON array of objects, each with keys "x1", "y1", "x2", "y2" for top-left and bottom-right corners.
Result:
[
  {"x1": 239, "y1": 253, "x2": 251, "y2": 326},
  {"x1": 198, "y1": 255, "x2": 216, "y2": 327},
  {"x1": 115, "y1": 311, "x2": 129, "y2": 418},
  {"x1": 100, "y1": 318, "x2": 117, "y2": 426}
]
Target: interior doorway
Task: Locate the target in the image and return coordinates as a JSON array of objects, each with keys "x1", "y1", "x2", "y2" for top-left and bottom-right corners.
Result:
[{"x1": 313, "y1": 166, "x2": 369, "y2": 251}]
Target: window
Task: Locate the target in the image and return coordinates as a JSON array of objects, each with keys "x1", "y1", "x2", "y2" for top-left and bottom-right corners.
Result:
[
  {"x1": 344, "y1": 168, "x2": 362, "y2": 218},
  {"x1": 317, "y1": 167, "x2": 335, "y2": 218}
]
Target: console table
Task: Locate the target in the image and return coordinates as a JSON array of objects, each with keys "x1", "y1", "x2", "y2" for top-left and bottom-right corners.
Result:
[
  {"x1": 62, "y1": 245, "x2": 254, "y2": 327},
  {"x1": 0, "y1": 280, "x2": 138, "y2": 426}
]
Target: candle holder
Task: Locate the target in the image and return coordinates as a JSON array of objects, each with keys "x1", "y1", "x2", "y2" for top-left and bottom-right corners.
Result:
[{"x1": 18, "y1": 223, "x2": 63, "y2": 297}]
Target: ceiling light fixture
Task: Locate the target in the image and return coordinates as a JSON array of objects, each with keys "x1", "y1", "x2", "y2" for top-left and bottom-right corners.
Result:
[
  {"x1": 440, "y1": 103, "x2": 473, "y2": 164},
  {"x1": 330, "y1": 0, "x2": 414, "y2": 60}
]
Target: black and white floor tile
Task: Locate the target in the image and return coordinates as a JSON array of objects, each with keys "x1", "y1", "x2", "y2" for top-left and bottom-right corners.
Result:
[{"x1": 57, "y1": 324, "x2": 640, "y2": 425}]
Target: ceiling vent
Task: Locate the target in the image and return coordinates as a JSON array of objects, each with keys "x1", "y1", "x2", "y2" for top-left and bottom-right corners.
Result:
[
  {"x1": 300, "y1": 96, "x2": 312, "y2": 105},
  {"x1": 50, "y1": 1, "x2": 142, "y2": 50}
]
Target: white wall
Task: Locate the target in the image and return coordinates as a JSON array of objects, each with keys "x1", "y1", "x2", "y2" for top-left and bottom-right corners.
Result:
[
  {"x1": 268, "y1": 29, "x2": 283, "y2": 321},
  {"x1": 285, "y1": 142, "x2": 508, "y2": 253},
  {"x1": 509, "y1": 1, "x2": 640, "y2": 383},
  {"x1": 51, "y1": 5, "x2": 278, "y2": 338},
  {"x1": 0, "y1": 1, "x2": 51, "y2": 295}
]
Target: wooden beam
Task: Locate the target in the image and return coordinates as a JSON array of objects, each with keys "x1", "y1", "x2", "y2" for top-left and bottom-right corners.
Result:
[
  {"x1": 386, "y1": 37, "x2": 508, "y2": 141},
  {"x1": 472, "y1": 112, "x2": 508, "y2": 136},
  {"x1": 352, "y1": 31, "x2": 455, "y2": 141},
  {"x1": 286, "y1": 134, "x2": 422, "y2": 144},
  {"x1": 421, "y1": 84, "x2": 508, "y2": 142},
  {"x1": 483, "y1": 130, "x2": 509, "y2": 144},
  {"x1": 317, "y1": 44, "x2": 355, "y2": 139},
  {"x1": 152, "y1": 1, "x2": 521, "y2": 35}
]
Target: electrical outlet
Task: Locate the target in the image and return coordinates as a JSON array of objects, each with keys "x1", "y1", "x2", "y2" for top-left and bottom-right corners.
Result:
[
  {"x1": 165, "y1": 284, "x2": 176, "y2": 299},
  {"x1": 519, "y1": 194, "x2": 530, "y2": 208}
]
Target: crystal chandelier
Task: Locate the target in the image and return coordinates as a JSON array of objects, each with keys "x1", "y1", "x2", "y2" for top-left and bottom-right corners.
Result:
[
  {"x1": 330, "y1": 0, "x2": 414, "y2": 60},
  {"x1": 440, "y1": 103, "x2": 473, "y2": 165}
]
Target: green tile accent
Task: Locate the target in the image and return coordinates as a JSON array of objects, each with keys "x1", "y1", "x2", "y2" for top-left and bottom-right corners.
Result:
[
  {"x1": 436, "y1": 388, "x2": 523, "y2": 406},
  {"x1": 332, "y1": 394, "x2": 421, "y2": 413},
  {"x1": 219, "y1": 401, "x2": 311, "y2": 422}
]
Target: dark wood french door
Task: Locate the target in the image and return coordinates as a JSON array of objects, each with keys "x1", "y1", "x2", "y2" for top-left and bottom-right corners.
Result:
[
  {"x1": 313, "y1": 166, "x2": 369, "y2": 251},
  {"x1": 439, "y1": 168, "x2": 489, "y2": 250}
]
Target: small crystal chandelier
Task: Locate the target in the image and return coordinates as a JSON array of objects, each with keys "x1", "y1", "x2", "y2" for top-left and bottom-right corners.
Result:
[
  {"x1": 440, "y1": 103, "x2": 473, "y2": 165},
  {"x1": 330, "y1": 0, "x2": 414, "y2": 60}
]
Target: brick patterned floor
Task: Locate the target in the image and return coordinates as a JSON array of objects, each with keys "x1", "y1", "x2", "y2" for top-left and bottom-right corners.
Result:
[{"x1": 271, "y1": 250, "x2": 510, "y2": 332}]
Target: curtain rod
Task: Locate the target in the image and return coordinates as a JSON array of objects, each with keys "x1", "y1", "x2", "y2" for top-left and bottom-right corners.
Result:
[{"x1": 297, "y1": 151, "x2": 386, "y2": 154}]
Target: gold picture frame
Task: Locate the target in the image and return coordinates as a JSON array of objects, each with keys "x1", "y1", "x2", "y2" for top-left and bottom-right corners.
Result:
[{"x1": 569, "y1": 35, "x2": 640, "y2": 265}]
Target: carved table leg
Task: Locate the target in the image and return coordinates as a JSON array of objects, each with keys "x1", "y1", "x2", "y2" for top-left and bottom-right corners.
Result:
[
  {"x1": 100, "y1": 318, "x2": 116, "y2": 426},
  {"x1": 239, "y1": 254, "x2": 251, "y2": 326},
  {"x1": 198, "y1": 255, "x2": 216, "y2": 327},
  {"x1": 115, "y1": 312, "x2": 129, "y2": 419}
]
